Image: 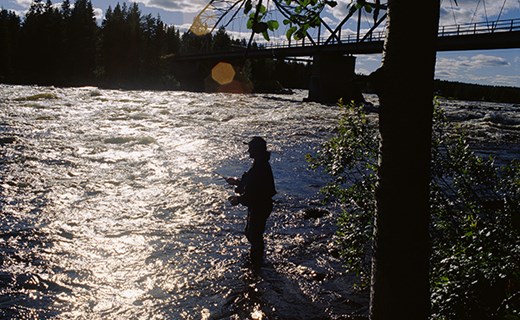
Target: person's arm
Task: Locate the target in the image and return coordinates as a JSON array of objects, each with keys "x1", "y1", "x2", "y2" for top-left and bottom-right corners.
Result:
[
  {"x1": 225, "y1": 177, "x2": 240, "y2": 185},
  {"x1": 227, "y1": 171, "x2": 250, "y2": 206}
]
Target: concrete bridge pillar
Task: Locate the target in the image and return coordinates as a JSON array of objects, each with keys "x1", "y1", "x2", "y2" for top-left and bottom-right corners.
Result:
[{"x1": 306, "y1": 54, "x2": 364, "y2": 104}]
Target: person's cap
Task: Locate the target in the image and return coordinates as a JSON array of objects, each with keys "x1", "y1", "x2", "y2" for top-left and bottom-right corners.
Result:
[{"x1": 245, "y1": 136, "x2": 267, "y2": 151}]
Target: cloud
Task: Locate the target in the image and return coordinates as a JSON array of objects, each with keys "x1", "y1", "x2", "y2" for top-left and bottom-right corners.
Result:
[
  {"x1": 322, "y1": 0, "x2": 517, "y2": 32},
  {"x1": 355, "y1": 54, "x2": 382, "y2": 75},
  {"x1": 321, "y1": 16, "x2": 335, "y2": 26},
  {"x1": 176, "y1": 23, "x2": 194, "y2": 33},
  {"x1": 513, "y1": 56, "x2": 520, "y2": 64},
  {"x1": 15, "y1": 0, "x2": 32, "y2": 7},
  {"x1": 439, "y1": 0, "x2": 520, "y2": 25},
  {"x1": 327, "y1": 0, "x2": 354, "y2": 21},
  {"x1": 11, "y1": 0, "x2": 102, "y2": 22},
  {"x1": 133, "y1": 0, "x2": 206, "y2": 13},
  {"x1": 491, "y1": 74, "x2": 520, "y2": 87},
  {"x1": 435, "y1": 54, "x2": 515, "y2": 86},
  {"x1": 471, "y1": 54, "x2": 510, "y2": 67},
  {"x1": 437, "y1": 54, "x2": 510, "y2": 72},
  {"x1": 93, "y1": 7, "x2": 103, "y2": 21},
  {"x1": 461, "y1": 73, "x2": 520, "y2": 87}
]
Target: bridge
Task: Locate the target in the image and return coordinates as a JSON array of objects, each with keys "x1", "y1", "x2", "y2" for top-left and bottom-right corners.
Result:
[
  {"x1": 174, "y1": 18, "x2": 520, "y2": 61},
  {"x1": 173, "y1": 0, "x2": 520, "y2": 102}
]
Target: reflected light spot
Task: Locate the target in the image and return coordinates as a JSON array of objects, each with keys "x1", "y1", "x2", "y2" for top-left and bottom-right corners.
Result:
[
  {"x1": 189, "y1": 9, "x2": 217, "y2": 36},
  {"x1": 251, "y1": 306, "x2": 264, "y2": 320},
  {"x1": 189, "y1": 19, "x2": 210, "y2": 36},
  {"x1": 120, "y1": 288, "x2": 145, "y2": 300},
  {"x1": 201, "y1": 308, "x2": 211, "y2": 320},
  {"x1": 211, "y1": 62, "x2": 235, "y2": 85}
]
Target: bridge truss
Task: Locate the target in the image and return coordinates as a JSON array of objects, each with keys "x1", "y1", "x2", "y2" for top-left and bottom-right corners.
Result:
[
  {"x1": 189, "y1": 0, "x2": 519, "y2": 49},
  {"x1": 190, "y1": 0, "x2": 388, "y2": 44}
]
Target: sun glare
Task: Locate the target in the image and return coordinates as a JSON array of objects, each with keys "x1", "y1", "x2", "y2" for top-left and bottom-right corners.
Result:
[{"x1": 211, "y1": 62, "x2": 236, "y2": 85}]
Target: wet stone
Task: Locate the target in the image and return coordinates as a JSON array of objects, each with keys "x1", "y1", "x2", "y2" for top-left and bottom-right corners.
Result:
[
  {"x1": 0, "y1": 137, "x2": 16, "y2": 145},
  {"x1": 303, "y1": 208, "x2": 329, "y2": 219}
]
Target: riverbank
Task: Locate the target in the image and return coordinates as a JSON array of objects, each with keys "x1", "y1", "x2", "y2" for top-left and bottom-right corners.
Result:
[
  {"x1": 5, "y1": 75, "x2": 520, "y2": 104},
  {"x1": 355, "y1": 75, "x2": 520, "y2": 104}
]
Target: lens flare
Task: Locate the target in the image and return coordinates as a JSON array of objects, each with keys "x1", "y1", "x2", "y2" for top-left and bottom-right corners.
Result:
[
  {"x1": 211, "y1": 62, "x2": 236, "y2": 85},
  {"x1": 189, "y1": 3, "x2": 218, "y2": 36},
  {"x1": 190, "y1": 15, "x2": 212, "y2": 36}
]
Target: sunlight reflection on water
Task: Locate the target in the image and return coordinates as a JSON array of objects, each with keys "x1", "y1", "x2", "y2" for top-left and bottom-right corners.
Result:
[
  {"x1": 1, "y1": 85, "x2": 347, "y2": 319},
  {"x1": 1, "y1": 84, "x2": 518, "y2": 319}
]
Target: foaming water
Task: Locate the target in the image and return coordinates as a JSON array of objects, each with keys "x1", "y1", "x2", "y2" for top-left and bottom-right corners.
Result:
[
  {"x1": 1, "y1": 84, "x2": 518, "y2": 319},
  {"x1": 438, "y1": 97, "x2": 520, "y2": 164}
]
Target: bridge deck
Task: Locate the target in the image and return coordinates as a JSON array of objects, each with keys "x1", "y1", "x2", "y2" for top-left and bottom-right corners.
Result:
[{"x1": 173, "y1": 18, "x2": 520, "y2": 61}]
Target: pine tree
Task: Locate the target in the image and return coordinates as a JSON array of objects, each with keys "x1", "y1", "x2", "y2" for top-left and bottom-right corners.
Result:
[
  {"x1": 212, "y1": 26, "x2": 232, "y2": 52},
  {"x1": 41, "y1": 0, "x2": 63, "y2": 82},
  {"x1": 0, "y1": 9, "x2": 21, "y2": 81},
  {"x1": 165, "y1": 25, "x2": 181, "y2": 55},
  {"x1": 20, "y1": 0, "x2": 47, "y2": 82},
  {"x1": 67, "y1": 0, "x2": 98, "y2": 83}
]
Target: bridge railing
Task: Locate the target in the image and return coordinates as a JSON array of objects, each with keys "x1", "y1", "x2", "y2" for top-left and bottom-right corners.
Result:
[
  {"x1": 259, "y1": 18, "x2": 520, "y2": 50},
  {"x1": 261, "y1": 30, "x2": 387, "y2": 49},
  {"x1": 438, "y1": 18, "x2": 520, "y2": 37}
]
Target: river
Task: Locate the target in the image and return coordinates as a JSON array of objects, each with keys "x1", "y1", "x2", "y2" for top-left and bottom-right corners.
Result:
[{"x1": 1, "y1": 84, "x2": 518, "y2": 319}]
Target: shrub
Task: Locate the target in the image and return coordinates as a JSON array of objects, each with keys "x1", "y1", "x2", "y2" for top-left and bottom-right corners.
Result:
[{"x1": 307, "y1": 99, "x2": 520, "y2": 319}]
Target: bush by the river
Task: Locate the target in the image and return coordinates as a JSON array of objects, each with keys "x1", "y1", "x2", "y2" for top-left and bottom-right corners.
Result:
[{"x1": 307, "y1": 99, "x2": 520, "y2": 320}]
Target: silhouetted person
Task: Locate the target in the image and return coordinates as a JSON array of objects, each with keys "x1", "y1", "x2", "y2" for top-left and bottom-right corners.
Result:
[{"x1": 227, "y1": 137, "x2": 276, "y2": 268}]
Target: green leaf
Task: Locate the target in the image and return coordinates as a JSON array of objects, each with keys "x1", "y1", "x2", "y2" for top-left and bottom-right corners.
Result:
[
  {"x1": 294, "y1": 29, "x2": 305, "y2": 40},
  {"x1": 364, "y1": 4, "x2": 372, "y2": 13},
  {"x1": 267, "y1": 20, "x2": 279, "y2": 31},
  {"x1": 244, "y1": 0, "x2": 252, "y2": 14},
  {"x1": 283, "y1": 19, "x2": 291, "y2": 25},
  {"x1": 262, "y1": 30, "x2": 270, "y2": 41},
  {"x1": 310, "y1": 16, "x2": 321, "y2": 27},
  {"x1": 286, "y1": 26, "x2": 297, "y2": 39},
  {"x1": 327, "y1": 0, "x2": 338, "y2": 7}
]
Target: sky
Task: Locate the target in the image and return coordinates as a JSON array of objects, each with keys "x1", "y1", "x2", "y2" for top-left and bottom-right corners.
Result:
[{"x1": 2, "y1": 0, "x2": 520, "y2": 88}]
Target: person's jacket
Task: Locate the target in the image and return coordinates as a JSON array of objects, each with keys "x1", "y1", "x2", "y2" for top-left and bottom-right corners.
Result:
[{"x1": 236, "y1": 151, "x2": 276, "y2": 208}]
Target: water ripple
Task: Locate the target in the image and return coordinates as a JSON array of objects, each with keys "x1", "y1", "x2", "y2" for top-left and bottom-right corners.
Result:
[{"x1": 1, "y1": 84, "x2": 518, "y2": 319}]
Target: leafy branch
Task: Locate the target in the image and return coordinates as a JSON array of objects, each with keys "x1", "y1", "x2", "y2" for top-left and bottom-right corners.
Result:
[
  {"x1": 307, "y1": 99, "x2": 520, "y2": 318},
  {"x1": 243, "y1": 0, "x2": 337, "y2": 41}
]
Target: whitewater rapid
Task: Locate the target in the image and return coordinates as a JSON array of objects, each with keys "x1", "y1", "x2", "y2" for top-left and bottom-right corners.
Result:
[{"x1": 0, "y1": 84, "x2": 518, "y2": 319}]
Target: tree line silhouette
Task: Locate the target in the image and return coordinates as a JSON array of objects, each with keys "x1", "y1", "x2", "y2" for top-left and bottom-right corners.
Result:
[
  {"x1": 0, "y1": 0, "x2": 310, "y2": 91},
  {"x1": 1, "y1": 0, "x2": 518, "y2": 101}
]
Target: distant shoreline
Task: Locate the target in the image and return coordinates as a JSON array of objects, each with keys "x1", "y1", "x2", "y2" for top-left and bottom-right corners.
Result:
[
  {"x1": 2, "y1": 78, "x2": 519, "y2": 105},
  {"x1": 432, "y1": 79, "x2": 520, "y2": 104},
  {"x1": 354, "y1": 75, "x2": 520, "y2": 105}
]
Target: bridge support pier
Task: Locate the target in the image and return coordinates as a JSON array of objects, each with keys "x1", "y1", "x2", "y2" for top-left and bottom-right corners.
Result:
[{"x1": 306, "y1": 54, "x2": 364, "y2": 104}]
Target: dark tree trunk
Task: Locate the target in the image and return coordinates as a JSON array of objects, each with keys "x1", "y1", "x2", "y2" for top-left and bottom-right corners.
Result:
[{"x1": 370, "y1": 1, "x2": 440, "y2": 319}]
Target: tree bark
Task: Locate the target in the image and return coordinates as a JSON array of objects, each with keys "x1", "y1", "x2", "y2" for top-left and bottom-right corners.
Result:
[{"x1": 370, "y1": 1, "x2": 440, "y2": 319}]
